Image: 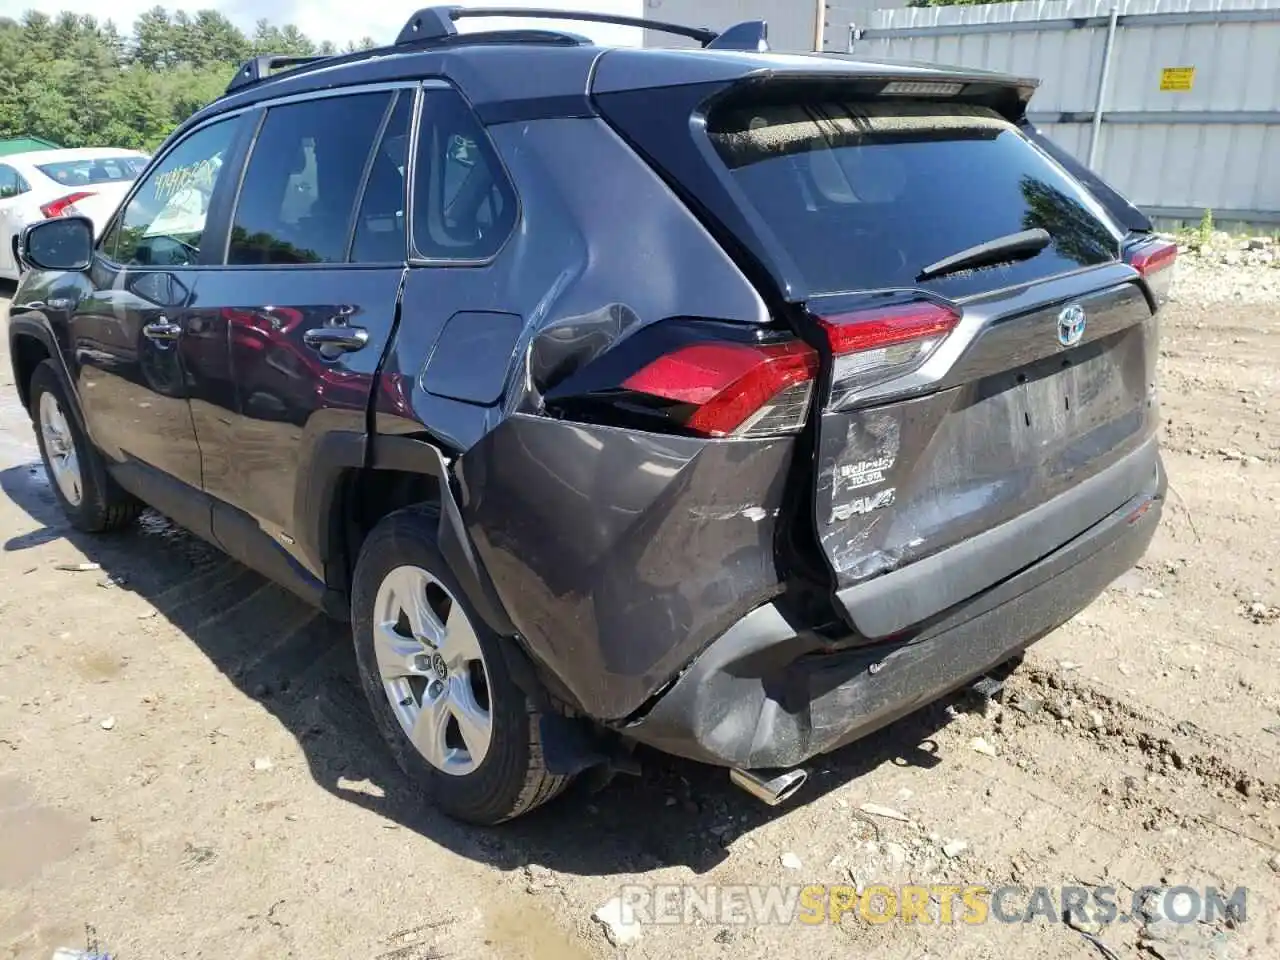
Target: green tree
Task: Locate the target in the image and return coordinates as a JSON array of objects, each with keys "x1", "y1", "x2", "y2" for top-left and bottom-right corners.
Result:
[
  {"x1": 132, "y1": 6, "x2": 174, "y2": 68},
  {"x1": 0, "y1": 7, "x2": 343, "y2": 152}
]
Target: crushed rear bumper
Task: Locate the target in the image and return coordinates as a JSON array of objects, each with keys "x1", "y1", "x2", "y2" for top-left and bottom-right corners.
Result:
[{"x1": 623, "y1": 449, "x2": 1165, "y2": 769}]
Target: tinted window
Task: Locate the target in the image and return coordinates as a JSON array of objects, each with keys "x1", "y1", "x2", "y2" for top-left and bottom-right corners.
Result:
[
  {"x1": 412, "y1": 88, "x2": 516, "y2": 260},
  {"x1": 707, "y1": 100, "x2": 1123, "y2": 298},
  {"x1": 229, "y1": 92, "x2": 392, "y2": 265},
  {"x1": 103, "y1": 119, "x2": 236, "y2": 267},
  {"x1": 36, "y1": 156, "x2": 147, "y2": 186},
  {"x1": 351, "y1": 93, "x2": 412, "y2": 264},
  {"x1": 0, "y1": 164, "x2": 23, "y2": 199}
]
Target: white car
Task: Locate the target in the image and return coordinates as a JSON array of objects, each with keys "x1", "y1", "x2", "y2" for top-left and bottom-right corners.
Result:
[{"x1": 0, "y1": 146, "x2": 150, "y2": 281}]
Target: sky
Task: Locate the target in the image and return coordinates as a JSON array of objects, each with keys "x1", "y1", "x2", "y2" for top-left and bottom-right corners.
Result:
[{"x1": 0, "y1": 0, "x2": 650, "y2": 48}]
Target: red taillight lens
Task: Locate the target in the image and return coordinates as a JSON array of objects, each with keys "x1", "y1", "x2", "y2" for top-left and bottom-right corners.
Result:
[
  {"x1": 40, "y1": 191, "x2": 95, "y2": 218},
  {"x1": 622, "y1": 339, "x2": 819, "y2": 438},
  {"x1": 819, "y1": 302, "x2": 960, "y2": 354},
  {"x1": 1127, "y1": 239, "x2": 1177, "y2": 277},
  {"x1": 818, "y1": 301, "x2": 960, "y2": 405}
]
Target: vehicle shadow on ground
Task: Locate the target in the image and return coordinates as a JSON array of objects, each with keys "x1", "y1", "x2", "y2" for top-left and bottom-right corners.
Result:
[{"x1": 1, "y1": 459, "x2": 965, "y2": 879}]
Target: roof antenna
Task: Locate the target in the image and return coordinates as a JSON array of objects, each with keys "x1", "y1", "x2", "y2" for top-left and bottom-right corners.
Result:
[{"x1": 706, "y1": 20, "x2": 769, "y2": 52}]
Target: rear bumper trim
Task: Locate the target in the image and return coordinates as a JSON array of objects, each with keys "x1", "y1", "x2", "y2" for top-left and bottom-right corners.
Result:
[
  {"x1": 837, "y1": 436, "x2": 1160, "y2": 639},
  {"x1": 623, "y1": 454, "x2": 1164, "y2": 769}
]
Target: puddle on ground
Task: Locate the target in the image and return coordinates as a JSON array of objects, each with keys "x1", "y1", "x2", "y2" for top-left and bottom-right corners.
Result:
[
  {"x1": 72, "y1": 650, "x2": 127, "y2": 683},
  {"x1": 484, "y1": 900, "x2": 594, "y2": 960},
  {"x1": 0, "y1": 776, "x2": 85, "y2": 890}
]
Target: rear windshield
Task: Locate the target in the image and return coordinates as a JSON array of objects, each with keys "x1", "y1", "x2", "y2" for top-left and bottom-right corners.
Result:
[
  {"x1": 37, "y1": 156, "x2": 147, "y2": 186},
  {"x1": 707, "y1": 100, "x2": 1123, "y2": 297}
]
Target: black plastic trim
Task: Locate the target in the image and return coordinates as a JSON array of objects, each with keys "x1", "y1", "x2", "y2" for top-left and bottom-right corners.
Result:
[
  {"x1": 7, "y1": 316, "x2": 81, "y2": 427},
  {"x1": 475, "y1": 94, "x2": 596, "y2": 124},
  {"x1": 210, "y1": 500, "x2": 330, "y2": 610},
  {"x1": 295, "y1": 430, "x2": 367, "y2": 579}
]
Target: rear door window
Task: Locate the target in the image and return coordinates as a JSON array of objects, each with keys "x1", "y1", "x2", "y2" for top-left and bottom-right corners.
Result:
[
  {"x1": 707, "y1": 99, "x2": 1123, "y2": 298},
  {"x1": 228, "y1": 92, "x2": 393, "y2": 265},
  {"x1": 351, "y1": 93, "x2": 412, "y2": 264}
]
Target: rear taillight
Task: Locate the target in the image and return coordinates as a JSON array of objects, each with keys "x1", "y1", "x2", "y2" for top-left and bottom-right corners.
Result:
[
  {"x1": 1125, "y1": 237, "x2": 1177, "y2": 304},
  {"x1": 1127, "y1": 239, "x2": 1177, "y2": 277},
  {"x1": 817, "y1": 300, "x2": 961, "y2": 406},
  {"x1": 623, "y1": 339, "x2": 818, "y2": 438},
  {"x1": 40, "y1": 191, "x2": 95, "y2": 218}
]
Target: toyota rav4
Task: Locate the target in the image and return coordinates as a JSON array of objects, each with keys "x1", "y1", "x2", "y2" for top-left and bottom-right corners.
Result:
[{"x1": 6, "y1": 7, "x2": 1172, "y2": 824}]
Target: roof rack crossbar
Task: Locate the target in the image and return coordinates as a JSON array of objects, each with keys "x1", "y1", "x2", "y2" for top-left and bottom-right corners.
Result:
[
  {"x1": 226, "y1": 54, "x2": 331, "y2": 94},
  {"x1": 396, "y1": 6, "x2": 719, "y2": 47}
]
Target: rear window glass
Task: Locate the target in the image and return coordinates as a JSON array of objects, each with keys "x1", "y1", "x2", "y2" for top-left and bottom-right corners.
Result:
[
  {"x1": 37, "y1": 156, "x2": 147, "y2": 186},
  {"x1": 411, "y1": 87, "x2": 516, "y2": 261},
  {"x1": 707, "y1": 100, "x2": 1122, "y2": 297}
]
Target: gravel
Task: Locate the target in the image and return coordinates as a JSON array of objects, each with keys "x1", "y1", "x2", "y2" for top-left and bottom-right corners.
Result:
[{"x1": 1168, "y1": 235, "x2": 1280, "y2": 306}]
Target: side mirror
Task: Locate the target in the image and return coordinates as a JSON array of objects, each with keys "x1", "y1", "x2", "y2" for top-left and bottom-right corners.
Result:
[{"x1": 21, "y1": 216, "x2": 94, "y2": 272}]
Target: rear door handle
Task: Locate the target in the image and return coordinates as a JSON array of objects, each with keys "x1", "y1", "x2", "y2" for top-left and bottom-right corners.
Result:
[
  {"x1": 303, "y1": 326, "x2": 369, "y2": 354},
  {"x1": 142, "y1": 318, "x2": 182, "y2": 342}
]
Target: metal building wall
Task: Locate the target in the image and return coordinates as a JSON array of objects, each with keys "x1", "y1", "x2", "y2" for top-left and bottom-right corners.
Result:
[
  {"x1": 846, "y1": 0, "x2": 1280, "y2": 224},
  {"x1": 643, "y1": 0, "x2": 820, "y2": 51}
]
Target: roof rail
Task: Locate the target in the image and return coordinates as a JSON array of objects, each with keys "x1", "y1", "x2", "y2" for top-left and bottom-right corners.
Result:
[
  {"x1": 226, "y1": 54, "x2": 331, "y2": 94},
  {"x1": 396, "y1": 6, "x2": 719, "y2": 47}
]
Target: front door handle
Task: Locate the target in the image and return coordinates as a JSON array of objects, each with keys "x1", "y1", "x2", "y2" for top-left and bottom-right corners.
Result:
[
  {"x1": 303, "y1": 326, "x2": 369, "y2": 355},
  {"x1": 142, "y1": 317, "x2": 182, "y2": 342}
]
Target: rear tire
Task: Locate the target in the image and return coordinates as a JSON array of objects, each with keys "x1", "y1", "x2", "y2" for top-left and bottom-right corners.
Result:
[
  {"x1": 351, "y1": 505, "x2": 572, "y2": 824},
  {"x1": 29, "y1": 360, "x2": 141, "y2": 533}
]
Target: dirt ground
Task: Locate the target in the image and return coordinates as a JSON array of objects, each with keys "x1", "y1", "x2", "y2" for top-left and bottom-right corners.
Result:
[{"x1": 1, "y1": 260, "x2": 1278, "y2": 960}]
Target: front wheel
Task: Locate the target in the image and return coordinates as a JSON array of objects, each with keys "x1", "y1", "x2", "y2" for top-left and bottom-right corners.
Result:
[
  {"x1": 29, "y1": 360, "x2": 141, "y2": 532},
  {"x1": 351, "y1": 506, "x2": 572, "y2": 824}
]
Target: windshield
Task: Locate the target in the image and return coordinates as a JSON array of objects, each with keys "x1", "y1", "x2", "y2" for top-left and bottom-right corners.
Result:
[
  {"x1": 37, "y1": 155, "x2": 148, "y2": 187},
  {"x1": 707, "y1": 99, "x2": 1124, "y2": 298}
]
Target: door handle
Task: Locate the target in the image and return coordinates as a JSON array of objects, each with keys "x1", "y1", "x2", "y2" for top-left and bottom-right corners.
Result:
[
  {"x1": 142, "y1": 317, "x2": 182, "y2": 342},
  {"x1": 303, "y1": 326, "x2": 369, "y2": 354}
]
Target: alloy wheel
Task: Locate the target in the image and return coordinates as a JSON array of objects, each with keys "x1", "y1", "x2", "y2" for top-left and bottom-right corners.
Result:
[
  {"x1": 39, "y1": 391, "x2": 82, "y2": 507},
  {"x1": 372, "y1": 565, "x2": 493, "y2": 775}
]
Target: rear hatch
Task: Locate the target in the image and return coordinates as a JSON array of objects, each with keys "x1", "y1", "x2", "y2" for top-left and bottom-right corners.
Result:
[{"x1": 597, "y1": 65, "x2": 1173, "y2": 637}]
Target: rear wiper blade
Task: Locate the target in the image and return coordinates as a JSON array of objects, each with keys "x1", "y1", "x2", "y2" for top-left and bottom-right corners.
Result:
[{"x1": 916, "y1": 228, "x2": 1052, "y2": 282}]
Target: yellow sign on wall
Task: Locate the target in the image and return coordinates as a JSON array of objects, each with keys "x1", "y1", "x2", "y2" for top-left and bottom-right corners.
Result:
[{"x1": 1160, "y1": 67, "x2": 1196, "y2": 92}]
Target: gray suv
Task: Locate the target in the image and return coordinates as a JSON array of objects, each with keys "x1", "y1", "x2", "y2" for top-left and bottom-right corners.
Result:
[{"x1": 7, "y1": 7, "x2": 1172, "y2": 824}]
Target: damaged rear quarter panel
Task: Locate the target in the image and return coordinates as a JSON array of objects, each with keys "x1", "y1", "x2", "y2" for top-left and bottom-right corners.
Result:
[
  {"x1": 455, "y1": 415, "x2": 794, "y2": 721},
  {"x1": 377, "y1": 115, "x2": 792, "y2": 721}
]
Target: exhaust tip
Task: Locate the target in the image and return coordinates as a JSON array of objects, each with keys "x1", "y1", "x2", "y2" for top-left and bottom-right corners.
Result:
[{"x1": 730, "y1": 767, "x2": 808, "y2": 807}]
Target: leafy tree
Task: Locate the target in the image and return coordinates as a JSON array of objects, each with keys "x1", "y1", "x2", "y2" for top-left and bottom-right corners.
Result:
[
  {"x1": 132, "y1": 6, "x2": 174, "y2": 68},
  {"x1": 0, "y1": 7, "x2": 346, "y2": 152}
]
